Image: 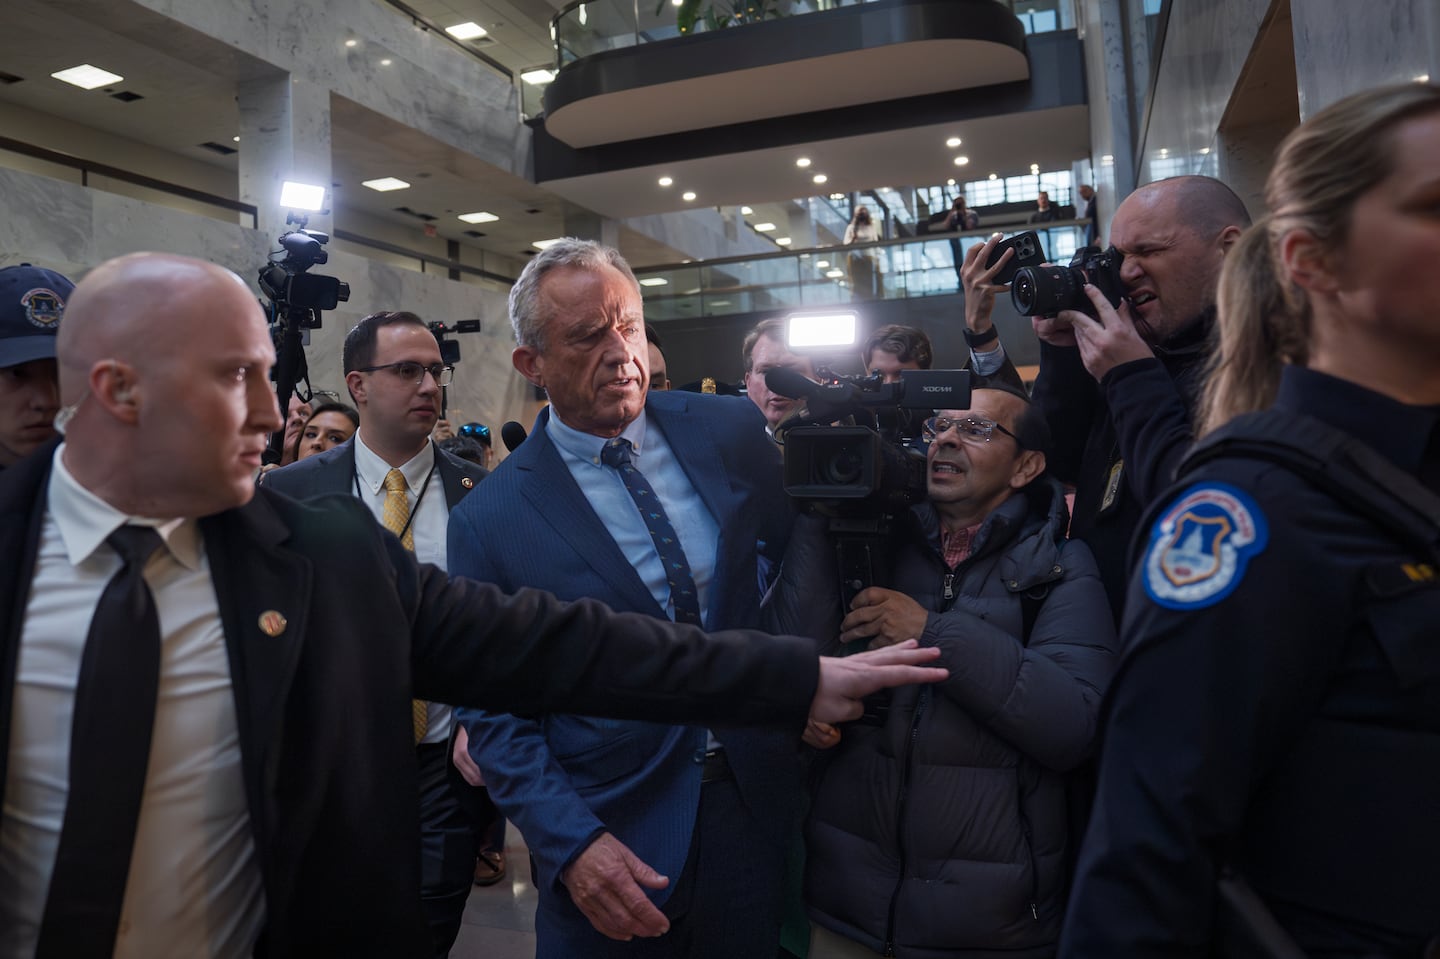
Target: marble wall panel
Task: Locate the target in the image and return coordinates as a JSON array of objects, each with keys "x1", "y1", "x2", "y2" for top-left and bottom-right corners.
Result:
[{"x1": 1291, "y1": 0, "x2": 1436, "y2": 118}]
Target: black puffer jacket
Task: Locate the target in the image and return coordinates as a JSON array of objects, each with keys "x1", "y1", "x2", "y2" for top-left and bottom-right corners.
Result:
[{"x1": 805, "y1": 477, "x2": 1118, "y2": 958}]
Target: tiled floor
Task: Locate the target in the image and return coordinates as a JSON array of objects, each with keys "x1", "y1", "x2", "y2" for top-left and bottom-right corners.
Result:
[{"x1": 451, "y1": 829, "x2": 539, "y2": 959}]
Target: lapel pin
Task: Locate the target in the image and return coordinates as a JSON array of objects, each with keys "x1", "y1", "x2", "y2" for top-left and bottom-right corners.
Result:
[
  {"x1": 461, "y1": 477, "x2": 475, "y2": 489},
  {"x1": 258, "y1": 610, "x2": 288, "y2": 637}
]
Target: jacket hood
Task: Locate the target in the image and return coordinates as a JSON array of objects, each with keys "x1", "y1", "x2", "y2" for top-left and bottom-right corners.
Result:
[{"x1": 913, "y1": 473, "x2": 1071, "y2": 593}]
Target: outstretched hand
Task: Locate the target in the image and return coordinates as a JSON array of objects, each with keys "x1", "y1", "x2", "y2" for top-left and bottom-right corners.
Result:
[
  {"x1": 811, "y1": 640, "x2": 946, "y2": 725},
  {"x1": 1066, "y1": 284, "x2": 1154, "y2": 382},
  {"x1": 561, "y1": 832, "x2": 671, "y2": 941}
]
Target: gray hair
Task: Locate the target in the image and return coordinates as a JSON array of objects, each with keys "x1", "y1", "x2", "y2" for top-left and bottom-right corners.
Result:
[{"x1": 508, "y1": 238, "x2": 640, "y2": 350}]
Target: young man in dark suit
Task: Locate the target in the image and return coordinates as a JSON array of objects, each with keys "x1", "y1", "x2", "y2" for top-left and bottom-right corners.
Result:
[
  {"x1": 0, "y1": 251, "x2": 946, "y2": 958},
  {"x1": 264, "y1": 310, "x2": 492, "y2": 957}
]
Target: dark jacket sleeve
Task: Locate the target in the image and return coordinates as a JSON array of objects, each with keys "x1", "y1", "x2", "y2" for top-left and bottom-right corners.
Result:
[
  {"x1": 1102, "y1": 357, "x2": 1200, "y2": 509},
  {"x1": 1031, "y1": 340, "x2": 1100, "y2": 485},
  {"x1": 1060, "y1": 474, "x2": 1343, "y2": 957},
  {"x1": 923, "y1": 538, "x2": 1117, "y2": 772}
]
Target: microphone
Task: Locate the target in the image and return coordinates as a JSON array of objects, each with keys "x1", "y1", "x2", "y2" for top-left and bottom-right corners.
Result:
[
  {"x1": 500, "y1": 421, "x2": 528, "y2": 453},
  {"x1": 763, "y1": 367, "x2": 824, "y2": 401}
]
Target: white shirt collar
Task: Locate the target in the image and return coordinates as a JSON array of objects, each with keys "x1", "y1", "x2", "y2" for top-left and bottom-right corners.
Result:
[
  {"x1": 547, "y1": 408, "x2": 648, "y2": 467},
  {"x1": 47, "y1": 444, "x2": 202, "y2": 570},
  {"x1": 353, "y1": 431, "x2": 435, "y2": 494}
]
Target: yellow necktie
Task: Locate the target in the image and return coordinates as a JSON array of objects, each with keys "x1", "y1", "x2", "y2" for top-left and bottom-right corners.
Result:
[{"x1": 382, "y1": 469, "x2": 427, "y2": 742}]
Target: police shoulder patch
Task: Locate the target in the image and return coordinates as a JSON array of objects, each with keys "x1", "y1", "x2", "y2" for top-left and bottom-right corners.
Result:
[{"x1": 1142, "y1": 482, "x2": 1269, "y2": 610}]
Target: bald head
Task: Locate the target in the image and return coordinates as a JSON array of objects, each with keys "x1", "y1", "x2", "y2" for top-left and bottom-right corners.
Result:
[
  {"x1": 1122, "y1": 175, "x2": 1251, "y2": 243},
  {"x1": 57, "y1": 252, "x2": 281, "y2": 518}
]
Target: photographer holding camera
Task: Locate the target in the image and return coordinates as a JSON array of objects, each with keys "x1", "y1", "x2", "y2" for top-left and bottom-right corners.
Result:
[
  {"x1": 1026, "y1": 176, "x2": 1249, "y2": 617},
  {"x1": 797, "y1": 384, "x2": 1117, "y2": 959}
]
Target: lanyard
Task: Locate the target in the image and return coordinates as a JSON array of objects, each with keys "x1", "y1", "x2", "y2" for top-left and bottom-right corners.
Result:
[{"x1": 353, "y1": 453, "x2": 439, "y2": 545}]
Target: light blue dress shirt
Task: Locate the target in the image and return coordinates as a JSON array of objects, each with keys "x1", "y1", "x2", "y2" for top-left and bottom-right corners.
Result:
[{"x1": 547, "y1": 409, "x2": 720, "y2": 628}]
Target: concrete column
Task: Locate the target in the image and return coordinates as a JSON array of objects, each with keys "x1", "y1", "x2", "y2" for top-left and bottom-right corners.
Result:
[
  {"x1": 238, "y1": 71, "x2": 333, "y2": 240},
  {"x1": 1291, "y1": 0, "x2": 1436, "y2": 119}
]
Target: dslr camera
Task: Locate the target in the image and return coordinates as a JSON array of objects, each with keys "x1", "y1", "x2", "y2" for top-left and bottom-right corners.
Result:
[{"x1": 1010, "y1": 245, "x2": 1126, "y2": 320}]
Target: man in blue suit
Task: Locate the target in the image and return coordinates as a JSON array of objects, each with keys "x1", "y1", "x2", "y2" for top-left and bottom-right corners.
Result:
[{"x1": 449, "y1": 239, "x2": 799, "y2": 958}]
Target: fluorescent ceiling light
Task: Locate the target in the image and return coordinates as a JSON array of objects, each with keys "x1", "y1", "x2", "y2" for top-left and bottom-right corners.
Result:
[
  {"x1": 639, "y1": 277, "x2": 669, "y2": 287},
  {"x1": 458, "y1": 211, "x2": 499, "y2": 223},
  {"x1": 682, "y1": 191, "x2": 697, "y2": 201},
  {"x1": 1101, "y1": 154, "x2": 1114, "y2": 164},
  {"x1": 795, "y1": 157, "x2": 811, "y2": 168},
  {"x1": 953, "y1": 156, "x2": 970, "y2": 166},
  {"x1": 812, "y1": 174, "x2": 828, "y2": 184},
  {"x1": 532, "y1": 238, "x2": 565, "y2": 250},
  {"x1": 741, "y1": 206, "x2": 754, "y2": 215},
  {"x1": 754, "y1": 222, "x2": 776, "y2": 232},
  {"x1": 816, "y1": 260, "x2": 829, "y2": 268},
  {"x1": 946, "y1": 136, "x2": 962, "y2": 147},
  {"x1": 775, "y1": 237, "x2": 792, "y2": 246},
  {"x1": 521, "y1": 68, "x2": 556, "y2": 85},
  {"x1": 51, "y1": 64, "x2": 123, "y2": 90},
  {"x1": 1415, "y1": 74, "x2": 1431, "y2": 83},
  {"x1": 445, "y1": 21, "x2": 488, "y2": 40},
  {"x1": 280, "y1": 180, "x2": 326, "y2": 211},
  {"x1": 658, "y1": 176, "x2": 673, "y2": 187},
  {"x1": 362, "y1": 177, "x2": 411, "y2": 192},
  {"x1": 710, "y1": 300, "x2": 731, "y2": 307}
]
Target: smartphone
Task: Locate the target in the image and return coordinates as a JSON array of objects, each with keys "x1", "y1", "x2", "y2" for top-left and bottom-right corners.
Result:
[{"x1": 984, "y1": 231, "x2": 1047, "y2": 285}]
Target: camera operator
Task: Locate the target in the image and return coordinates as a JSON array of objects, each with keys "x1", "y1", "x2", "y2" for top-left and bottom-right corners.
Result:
[
  {"x1": 1029, "y1": 176, "x2": 1249, "y2": 618},
  {"x1": 797, "y1": 384, "x2": 1118, "y2": 959}
]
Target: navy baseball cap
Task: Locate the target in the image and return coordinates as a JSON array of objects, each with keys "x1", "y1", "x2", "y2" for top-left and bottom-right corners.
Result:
[{"x1": 0, "y1": 264, "x2": 74, "y2": 369}]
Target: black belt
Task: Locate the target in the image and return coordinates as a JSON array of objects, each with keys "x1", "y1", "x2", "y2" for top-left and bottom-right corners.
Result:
[{"x1": 701, "y1": 748, "x2": 733, "y2": 784}]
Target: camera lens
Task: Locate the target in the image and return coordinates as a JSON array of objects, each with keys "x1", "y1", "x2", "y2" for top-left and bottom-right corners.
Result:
[
  {"x1": 821, "y1": 444, "x2": 865, "y2": 486},
  {"x1": 1010, "y1": 265, "x2": 1084, "y2": 316}
]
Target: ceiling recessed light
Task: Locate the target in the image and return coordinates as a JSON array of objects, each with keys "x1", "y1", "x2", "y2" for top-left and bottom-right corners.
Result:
[
  {"x1": 946, "y1": 136, "x2": 962, "y2": 148},
  {"x1": 988, "y1": 172, "x2": 998, "y2": 180},
  {"x1": 816, "y1": 260, "x2": 830, "y2": 269},
  {"x1": 1029, "y1": 163, "x2": 1040, "y2": 173},
  {"x1": 233, "y1": 136, "x2": 241, "y2": 143},
  {"x1": 345, "y1": 39, "x2": 358, "y2": 48},
  {"x1": 1415, "y1": 74, "x2": 1431, "y2": 83},
  {"x1": 280, "y1": 180, "x2": 326, "y2": 211},
  {"x1": 775, "y1": 237, "x2": 792, "y2": 246},
  {"x1": 51, "y1": 64, "x2": 123, "y2": 90},
  {"x1": 532, "y1": 238, "x2": 564, "y2": 250},
  {"x1": 380, "y1": 58, "x2": 392, "y2": 66},
  {"x1": 682, "y1": 191, "x2": 697, "y2": 201},
  {"x1": 639, "y1": 277, "x2": 669, "y2": 287},
  {"x1": 946, "y1": 178, "x2": 956, "y2": 186},
  {"x1": 754, "y1": 222, "x2": 777, "y2": 232},
  {"x1": 1158, "y1": 148, "x2": 1170, "y2": 157},
  {"x1": 658, "y1": 176, "x2": 673, "y2": 187},
  {"x1": 1199, "y1": 147, "x2": 1211, "y2": 155},
  {"x1": 445, "y1": 21, "x2": 488, "y2": 40},
  {"x1": 521, "y1": 68, "x2": 556, "y2": 85},
  {"x1": 362, "y1": 176, "x2": 411, "y2": 192},
  {"x1": 458, "y1": 211, "x2": 499, "y2": 223},
  {"x1": 741, "y1": 206, "x2": 754, "y2": 215},
  {"x1": 796, "y1": 157, "x2": 811, "y2": 168},
  {"x1": 1101, "y1": 154, "x2": 1114, "y2": 164},
  {"x1": 799, "y1": 253, "x2": 810, "y2": 259},
  {"x1": 953, "y1": 156, "x2": 970, "y2": 166},
  {"x1": 829, "y1": 193, "x2": 844, "y2": 201},
  {"x1": 812, "y1": 174, "x2": 828, "y2": 184},
  {"x1": 826, "y1": 269, "x2": 845, "y2": 278}
]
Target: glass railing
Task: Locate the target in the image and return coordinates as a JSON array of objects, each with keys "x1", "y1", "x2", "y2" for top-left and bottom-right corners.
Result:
[
  {"x1": 553, "y1": 0, "x2": 1076, "y2": 68},
  {"x1": 636, "y1": 221, "x2": 1087, "y2": 320}
]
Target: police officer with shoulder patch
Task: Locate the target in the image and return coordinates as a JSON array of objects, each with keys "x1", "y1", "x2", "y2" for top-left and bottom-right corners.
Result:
[
  {"x1": 0, "y1": 264, "x2": 74, "y2": 474},
  {"x1": 1061, "y1": 83, "x2": 1440, "y2": 957}
]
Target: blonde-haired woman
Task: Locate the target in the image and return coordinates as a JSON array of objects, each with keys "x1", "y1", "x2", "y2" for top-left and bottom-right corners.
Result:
[{"x1": 1062, "y1": 82, "x2": 1440, "y2": 956}]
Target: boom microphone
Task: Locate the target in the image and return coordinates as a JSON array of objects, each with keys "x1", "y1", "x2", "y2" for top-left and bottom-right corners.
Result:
[{"x1": 500, "y1": 421, "x2": 528, "y2": 453}]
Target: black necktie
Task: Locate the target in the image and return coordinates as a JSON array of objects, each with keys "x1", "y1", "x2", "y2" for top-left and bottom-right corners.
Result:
[
  {"x1": 36, "y1": 525, "x2": 164, "y2": 959},
  {"x1": 601, "y1": 438, "x2": 702, "y2": 626}
]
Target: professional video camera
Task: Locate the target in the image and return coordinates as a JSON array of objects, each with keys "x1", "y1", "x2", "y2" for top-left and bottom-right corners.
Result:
[
  {"x1": 257, "y1": 213, "x2": 351, "y2": 464},
  {"x1": 765, "y1": 312, "x2": 971, "y2": 611},
  {"x1": 1010, "y1": 245, "x2": 1126, "y2": 320},
  {"x1": 427, "y1": 319, "x2": 481, "y2": 418}
]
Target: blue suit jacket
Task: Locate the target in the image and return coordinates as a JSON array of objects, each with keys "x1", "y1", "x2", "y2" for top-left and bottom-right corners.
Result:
[{"x1": 449, "y1": 391, "x2": 798, "y2": 922}]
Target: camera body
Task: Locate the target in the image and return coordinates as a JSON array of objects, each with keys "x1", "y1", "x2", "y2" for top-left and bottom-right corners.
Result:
[{"x1": 1010, "y1": 245, "x2": 1126, "y2": 320}]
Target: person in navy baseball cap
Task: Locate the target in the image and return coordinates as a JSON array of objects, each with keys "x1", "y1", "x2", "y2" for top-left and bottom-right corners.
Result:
[{"x1": 0, "y1": 263, "x2": 74, "y2": 470}]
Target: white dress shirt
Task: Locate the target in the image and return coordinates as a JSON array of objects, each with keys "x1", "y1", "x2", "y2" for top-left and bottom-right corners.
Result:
[
  {"x1": 0, "y1": 445, "x2": 262, "y2": 959},
  {"x1": 351, "y1": 432, "x2": 453, "y2": 743}
]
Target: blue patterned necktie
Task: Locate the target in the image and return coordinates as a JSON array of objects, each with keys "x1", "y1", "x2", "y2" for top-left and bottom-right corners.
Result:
[{"x1": 601, "y1": 437, "x2": 702, "y2": 626}]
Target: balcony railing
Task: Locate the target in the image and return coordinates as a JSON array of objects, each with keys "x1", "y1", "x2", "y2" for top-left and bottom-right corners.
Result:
[
  {"x1": 634, "y1": 221, "x2": 1087, "y2": 320},
  {"x1": 551, "y1": 0, "x2": 1075, "y2": 69}
]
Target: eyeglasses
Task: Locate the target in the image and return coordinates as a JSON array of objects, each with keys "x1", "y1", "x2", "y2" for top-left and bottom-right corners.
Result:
[
  {"x1": 923, "y1": 415, "x2": 1022, "y2": 447},
  {"x1": 357, "y1": 361, "x2": 454, "y2": 387}
]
